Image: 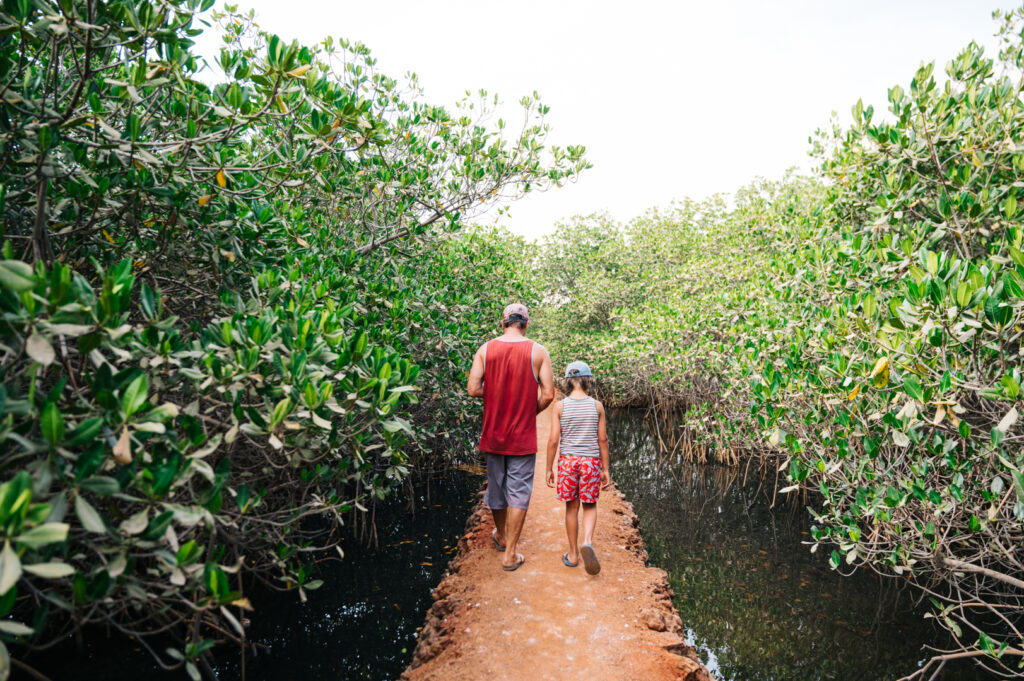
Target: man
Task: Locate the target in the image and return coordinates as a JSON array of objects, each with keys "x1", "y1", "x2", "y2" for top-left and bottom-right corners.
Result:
[{"x1": 467, "y1": 303, "x2": 555, "y2": 571}]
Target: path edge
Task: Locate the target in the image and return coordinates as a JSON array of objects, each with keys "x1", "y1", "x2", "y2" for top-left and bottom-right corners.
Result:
[{"x1": 399, "y1": 485, "x2": 716, "y2": 681}]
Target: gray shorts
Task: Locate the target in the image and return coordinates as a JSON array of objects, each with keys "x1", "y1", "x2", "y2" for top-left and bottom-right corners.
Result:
[{"x1": 483, "y1": 453, "x2": 536, "y2": 510}]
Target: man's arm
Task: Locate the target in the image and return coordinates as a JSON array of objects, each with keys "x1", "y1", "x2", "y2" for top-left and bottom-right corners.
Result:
[
  {"x1": 467, "y1": 345, "x2": 485, "y2": 398},
  {"x1": 536, "y1": 345, "x2": 555, "y2": 413},
  {"x1": 545, "y1": 400, "x2": 562, "y2": 488}
]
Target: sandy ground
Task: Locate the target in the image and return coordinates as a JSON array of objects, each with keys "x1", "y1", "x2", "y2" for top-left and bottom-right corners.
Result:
[{"x1": 401, "y1": 406, "x2": 714, "y2": 681}]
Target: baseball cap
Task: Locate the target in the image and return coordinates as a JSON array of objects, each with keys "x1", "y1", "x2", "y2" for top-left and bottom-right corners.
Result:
[
  {"x1": 564, "y1": 361, "x2": 592, "y2": 378},
  {"x1": 502, "y1": 303, "x2": 530, "y2": 324}
]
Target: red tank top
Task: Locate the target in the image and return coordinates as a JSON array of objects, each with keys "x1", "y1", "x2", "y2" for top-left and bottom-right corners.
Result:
[{"x1": 478, "y1": 339, "x2": 537, "y2": 456}]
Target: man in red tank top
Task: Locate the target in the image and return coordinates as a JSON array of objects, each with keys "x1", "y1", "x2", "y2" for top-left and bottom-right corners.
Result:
[{"x1": 467, "y1": 303, "x2": 554, "y2": 571}]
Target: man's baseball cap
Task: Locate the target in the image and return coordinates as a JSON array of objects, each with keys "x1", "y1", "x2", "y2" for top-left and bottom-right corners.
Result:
[
  {"x1": 502, "y1": 303, "x2": 529, "y2": 324},
  {"x1": 564, "y1": 361, "x2": 592, "y2": 378}
]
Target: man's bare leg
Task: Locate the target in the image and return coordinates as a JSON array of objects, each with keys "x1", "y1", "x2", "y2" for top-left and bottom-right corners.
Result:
[
  {"x1": 491, "y1": 507, "x2": 507, "y2": 546},
  {"x1": 502, "y1": 506, "x2": 528, "y2": 567}
]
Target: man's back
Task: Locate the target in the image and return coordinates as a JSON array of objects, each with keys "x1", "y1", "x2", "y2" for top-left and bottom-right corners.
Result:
[{"x1": 479, "y1": 338, "x2": 538, "y2": 455}]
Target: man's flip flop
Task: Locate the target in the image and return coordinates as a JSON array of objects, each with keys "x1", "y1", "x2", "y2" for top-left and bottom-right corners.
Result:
[
  {"x1": 580, "y1": 544, "x2": 600, "y2": 575},
  {"x1": 502, "y1": 553, "x2": 525, "y2": 571},
  {"x1": 562, "y1": 553, "x2": 579, "y2": 568},
  {"x1": 491, "y1": 529, "x2": 506, "y2": 551}
]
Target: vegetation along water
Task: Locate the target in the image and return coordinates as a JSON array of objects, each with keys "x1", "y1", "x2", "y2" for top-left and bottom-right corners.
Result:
[
  {"x1": 607, "y1": 411, "x2": 989, "y2": 681},
  {"x1": 0, "y1": 1, "x2": 1022, "y2": 680}
]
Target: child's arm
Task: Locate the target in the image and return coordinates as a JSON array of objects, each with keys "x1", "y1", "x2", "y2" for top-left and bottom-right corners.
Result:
[
  {"x1": 596, "y1": 400, "x2": 611, "y2": 488},
  {"x1": 545, "y1": 401, "x2": 562, "y2": 488}
]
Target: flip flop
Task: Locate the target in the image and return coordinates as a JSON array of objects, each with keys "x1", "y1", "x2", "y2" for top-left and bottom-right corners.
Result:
[
  {"x1": 580, "y1": 544, "x2": 600, "y2": 575},
  {"x1": 562, "y1": 553, "x2": 579, "y2": 568},
  {"x1": 491, "y1": 529, "x2": 506, "y2": 551},
  {"x1": 502, "y1": 553, "x2": 525, "y2": 571}
]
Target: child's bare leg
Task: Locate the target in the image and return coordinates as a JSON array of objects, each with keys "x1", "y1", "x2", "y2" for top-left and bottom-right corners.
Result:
[
  {"x1": 565, "y1": 499, "x2": 580, "y2": 563},
  {"x1": 581, "y1": 502, "x2": 598, "y2": 546}
]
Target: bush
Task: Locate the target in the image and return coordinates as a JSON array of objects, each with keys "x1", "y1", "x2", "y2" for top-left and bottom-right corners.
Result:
[
  {"x1": 0, "y1": 0, "x2": 585, "y2": 676},
  {"x1": 538, "y1": 9, "x2": 1024, "y2": 675},
  {"x1": 758, "y1": 10, "x2": 1024, "y2": 675}
]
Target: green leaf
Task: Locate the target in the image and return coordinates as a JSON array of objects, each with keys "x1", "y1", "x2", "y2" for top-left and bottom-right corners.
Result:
[
  {"x1": 903, "y1": 375, "x2": 924, "y2": 403},
  {"x1": 0, "y1": 542, "x2": 21, "y2": 596},
  {"x1": 41, "y1": 403, "x2": 64, "y2": 447},
  {"x1": 141, "y1": 510, "x2": 174, "y2": 542},
  {"x1": 270, "y1": 397, "x2": 291, "y2": 428},
  {"x1": 862, "y1": 293, "x2": 877, "y2": 319},
  {"x1": 74, "y1": 495, "x2": 106, "y2": 534},
  {"x1": 1004, "y1": 271, "x2": 1024, "y2": 299},
  {"x1": 1009, "y1": 245, "x2": 1024, "y2": 267},
  {"x1": 143, "y1": 402, "x2": 179, "y2": 422},
  {"x1": 176, "y1": 540, "x2": 201, "y2": 566},
  {"x1": 0, "y1": 640, "x2": 9, "y2": 681},
  {"x1": 26, "y1": 330, "x2": 55, "y2": 366},
  {"x1": 140, "y1": 282, "x2": 158, "y2": 319},
  {"x1": 237, "y1": 485, "x2": 251, "y2": 513},
  {"x1": 121, "y1": 374, "x2": 148, "y2": 417},
  {"x1": 78, "y1": 477, "x2": 120, "y2": 497},
  {"x1": 65, "y1": 418, "x2": 103, "y2": 447},
  {"x1": 15, "y1": 523, "x2": 69, "y2": 549},
  {"x1": 119, "y1": 509, "x2": 148, "y2": 536},
  {"x1": 991, "y1": 476, "x2": 1005, "y2": 496},
  {"x1": 978, "y1": 631, "x2": 996, "y2": 654},
  {"x1": 0, "y1": 621, "x2": 33, "y2": 636},
  {"x1": 22, "y1": 562, "x2": 75, "y2": 579},
  {"x1": 0, "y1": 260, "x2": 36, "y2": 292}
]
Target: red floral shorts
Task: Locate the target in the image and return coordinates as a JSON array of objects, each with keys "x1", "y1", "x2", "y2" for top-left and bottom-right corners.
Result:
[{"x1": 556, "y1": 454, "x2": 602, "y2": 504}]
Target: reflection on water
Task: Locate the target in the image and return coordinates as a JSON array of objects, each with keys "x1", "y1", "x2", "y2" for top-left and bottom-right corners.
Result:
[
  {"x1": 22, "y1": 470, "x2": 481, "y2": 681},
  {"x1": 218, "y1": 470, "x2": 481, "y2": 680},
  {"x1": 607, "y1": 411, "x2": 990, "y2": 681}
]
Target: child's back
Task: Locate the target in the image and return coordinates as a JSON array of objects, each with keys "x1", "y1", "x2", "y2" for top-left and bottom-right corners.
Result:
[{"x1": 559, "y1": 395, "x2": 600, "y2": 458}]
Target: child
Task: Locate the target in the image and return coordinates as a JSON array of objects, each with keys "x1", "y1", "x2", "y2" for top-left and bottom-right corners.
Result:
[{"x1": 545, "y1": 361, "x2": 611, "y2": 575}]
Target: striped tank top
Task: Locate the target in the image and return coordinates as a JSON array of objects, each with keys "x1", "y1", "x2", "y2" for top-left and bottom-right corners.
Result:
[{"x1": 559, "y1": 396, "x2": 600, "y2": 458}]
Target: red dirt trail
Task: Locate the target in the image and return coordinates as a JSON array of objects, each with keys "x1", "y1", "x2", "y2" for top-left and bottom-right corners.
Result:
[{"x1": 401, "y1": 406, "x2": 714, "y2": 681}]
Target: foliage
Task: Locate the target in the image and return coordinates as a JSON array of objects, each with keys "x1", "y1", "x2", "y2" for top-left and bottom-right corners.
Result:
[
  {"x1": 757, "y1": 11, "x2": 1024, "y2": 675},
  {"x1": 534, "y1": 179, "x2": 819, "y2": 461},
  {"x1": 0, "y1": 0, "x2": 585, "y2": 676},
  {"x1": 538, "y1": 9, "x2": 1024, "y2": 675}
]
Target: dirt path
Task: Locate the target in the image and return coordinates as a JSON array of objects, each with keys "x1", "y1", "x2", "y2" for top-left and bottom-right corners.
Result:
[{"x1": 401, "y1": 407, "x2": 714, "y2": 681}]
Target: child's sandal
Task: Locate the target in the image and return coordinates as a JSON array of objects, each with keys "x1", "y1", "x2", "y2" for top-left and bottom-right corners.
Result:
[
  {"x1": 580, "y1": 544, "x2": 600, "y2": 575},
  {"x1": 562, "y1": 552, "x2": 579, "y2": 568}
]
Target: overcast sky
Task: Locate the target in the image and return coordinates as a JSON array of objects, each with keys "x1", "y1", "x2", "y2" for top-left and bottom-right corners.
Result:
[{"x1": 200, "y1": 1, "x2": 1009, "y2": 240}]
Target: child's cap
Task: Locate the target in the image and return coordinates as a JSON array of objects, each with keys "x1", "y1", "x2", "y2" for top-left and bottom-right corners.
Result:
[{"x1": 564, "y1": 361, "x2": 592, "y2": 378}]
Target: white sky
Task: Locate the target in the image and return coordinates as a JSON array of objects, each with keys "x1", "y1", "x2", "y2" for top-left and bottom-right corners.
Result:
[{"x1": 201, "y1": 1, "x2": 1008, "y2": 240}]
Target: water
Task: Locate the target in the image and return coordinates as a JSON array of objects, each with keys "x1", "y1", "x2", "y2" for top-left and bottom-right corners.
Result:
[
  {"x1": 16, "y1": 469, "x2": 482, "y2": 681},
  {"x1": 607, "y1": 411, "x2": 991, "y2": 681},
  {"x1": 18, "y1": 412, "x2": 999, "y2": 681}
]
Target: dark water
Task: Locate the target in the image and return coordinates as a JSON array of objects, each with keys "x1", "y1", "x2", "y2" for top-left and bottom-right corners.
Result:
[
  {"x1": 16, "y1": 469, "x2": 482, "y2": 681},
  {"x1": 19, "y1": 411, "x2": 1000, "y2": 681},
  {"x1": 607, "y1": 411, "x2": 991, "y2": 681}
]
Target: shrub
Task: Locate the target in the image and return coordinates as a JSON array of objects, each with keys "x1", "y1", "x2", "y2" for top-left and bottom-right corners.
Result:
[
  {"x1": 538, "y1": 9, "x2": 1024, "y2": 675},
  {"x1": 0, "y1": 0, "x2": 586, "y2": 676}
]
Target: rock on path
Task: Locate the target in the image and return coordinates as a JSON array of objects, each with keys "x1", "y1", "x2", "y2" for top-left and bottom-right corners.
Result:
[{"x1": 400, "y1": 407, "x2": 714, "y2": 681}]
